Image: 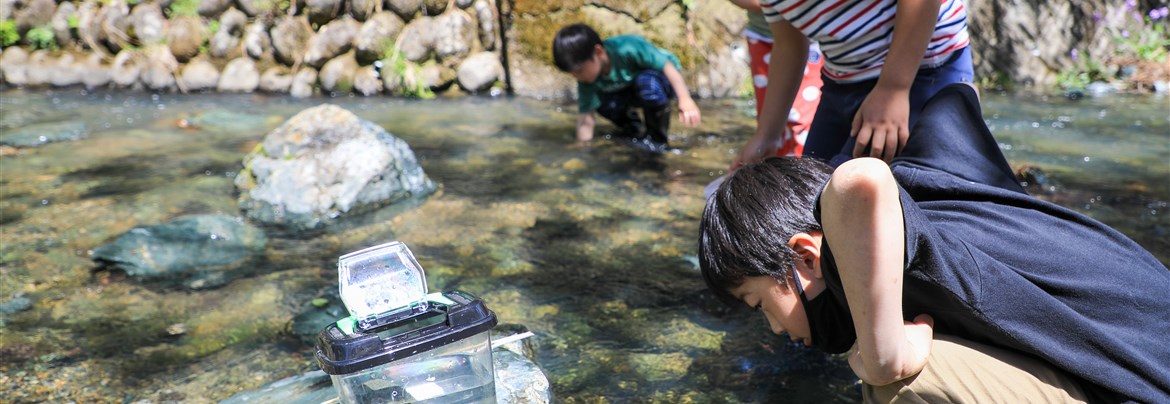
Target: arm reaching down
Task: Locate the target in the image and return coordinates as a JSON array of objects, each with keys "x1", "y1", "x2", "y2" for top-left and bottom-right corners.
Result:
[
  {"x1": 662, "y1": 63, "x2": 701, "y2": 127},
  {"x1": 731, "y1": 19, "x2": 808, "y2": 171},
  {"x1": 820, "y1": 158, "x2": 933, "y2": 385},
  {"x1": 851, "y1": 0, "x2": 942, "y2": 161}
]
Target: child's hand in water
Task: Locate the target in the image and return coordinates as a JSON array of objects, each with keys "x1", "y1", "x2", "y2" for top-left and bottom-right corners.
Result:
[
  {"x1": 678, "y1": 97, "x2": 701, "y2": 127},
  {"x1": 568, "y1": 140, "x2": 592, "y2": 150}
]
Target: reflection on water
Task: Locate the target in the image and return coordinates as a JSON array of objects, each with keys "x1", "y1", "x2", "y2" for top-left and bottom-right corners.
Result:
[{"x1": 0, "y1": 88, "x2": 1166, "y2": 402}]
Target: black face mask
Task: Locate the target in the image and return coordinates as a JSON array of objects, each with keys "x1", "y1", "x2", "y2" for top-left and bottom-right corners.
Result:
[{"x1": 793, "y1": 269, "x2": 857, "y2": 354}]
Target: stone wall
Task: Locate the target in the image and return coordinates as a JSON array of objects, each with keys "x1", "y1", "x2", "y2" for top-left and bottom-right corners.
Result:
[
  {"x1": 0, "y1": 0, "x2": 1164, "y2": 97},
  {"x1": 0, "y1": 0, "x2": 506, "y2": 96}
]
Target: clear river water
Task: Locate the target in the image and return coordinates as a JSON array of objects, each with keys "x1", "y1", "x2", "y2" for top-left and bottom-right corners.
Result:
[{"x1": 0, "y1": 87, "x2": 1166, "y2": 403}]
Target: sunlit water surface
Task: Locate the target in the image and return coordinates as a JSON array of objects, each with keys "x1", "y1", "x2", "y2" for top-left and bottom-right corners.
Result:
[{"x1": 0, "y1": 88, "x2": 1166, "y2": 403}]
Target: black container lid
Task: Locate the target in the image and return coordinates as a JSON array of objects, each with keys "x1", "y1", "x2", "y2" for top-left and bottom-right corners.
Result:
[{"x1": 315, "y1": 290, "x2": 498, "y2": 375}]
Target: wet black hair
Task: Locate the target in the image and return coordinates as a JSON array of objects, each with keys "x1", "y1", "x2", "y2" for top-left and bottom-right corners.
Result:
[
  {"x1": 552, "y1": 23, "x2": 603, "y2": 72},
  {"x1": 698, "y1": 157, "x2": 833, "y2": 307}
]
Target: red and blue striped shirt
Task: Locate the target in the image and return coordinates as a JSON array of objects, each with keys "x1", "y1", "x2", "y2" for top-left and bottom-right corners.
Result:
[{"x1": 761, "y1": 0, "x2": 969, "y2": 83}]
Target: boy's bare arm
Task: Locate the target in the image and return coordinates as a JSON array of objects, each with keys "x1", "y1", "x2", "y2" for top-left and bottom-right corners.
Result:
[
  {"x1": 851, "y1": 0, "x2": 943, "y2": 162},
  {"x1": 576, "y1": 112, "x2": 595, "y2": 143},
  {"x1": 820, "y1": 158, "x2": 933, "y2": 386},
  {"x1": 661, "y1": 63, "x2": 701, "y2": 127},
  {"x1": 732, "y1": 19, "x2": 808, "y2": 171}
]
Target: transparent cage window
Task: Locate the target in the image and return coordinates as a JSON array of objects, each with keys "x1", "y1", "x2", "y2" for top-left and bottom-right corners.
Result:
[{"x1": 338, "y1": 241, "x2": 429, "y2": 320}]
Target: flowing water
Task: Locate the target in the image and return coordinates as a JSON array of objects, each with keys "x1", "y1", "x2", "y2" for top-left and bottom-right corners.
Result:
[{"x1": 0, "y1": 87, "x2": 1166, "y2": 403}]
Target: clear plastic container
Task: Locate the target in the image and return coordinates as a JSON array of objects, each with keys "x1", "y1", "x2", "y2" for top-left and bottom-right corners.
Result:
[
  {"x1": 329, "y1": 328, "x2": 495, "y2": 403},
  {"x1": 338, "y1": 241, "x2": 429, "y2": 331},
  {"x1": 317, "y1": 242, "x2": 498, "y2": 404}
]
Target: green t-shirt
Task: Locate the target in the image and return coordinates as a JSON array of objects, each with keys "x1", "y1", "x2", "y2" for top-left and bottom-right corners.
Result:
[{"x1": 577, "y1": 35, "x2": 682, "y2": 113}]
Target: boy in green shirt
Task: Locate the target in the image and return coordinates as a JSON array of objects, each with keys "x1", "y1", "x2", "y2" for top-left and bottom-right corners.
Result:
[{"x1": 553, "y1": 23, "x2": 701, "y2": 151}]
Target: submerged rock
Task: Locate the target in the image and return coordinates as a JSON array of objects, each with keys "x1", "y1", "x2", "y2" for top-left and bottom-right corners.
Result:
[
  {"x1": 234, "y1": 104, "x2": 436, "y2": 232},
  {"x1": 91, "y1": 214, "x2": 268, "y2": 289},
  {"x1": 0, "y1": 121, "x2": 87, "y2": 147}
]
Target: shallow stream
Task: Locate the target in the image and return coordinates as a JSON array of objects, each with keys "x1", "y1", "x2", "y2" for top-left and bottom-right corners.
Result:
[{"x1": 0, "y1": 88, "x2": 1166, "y2": 402}]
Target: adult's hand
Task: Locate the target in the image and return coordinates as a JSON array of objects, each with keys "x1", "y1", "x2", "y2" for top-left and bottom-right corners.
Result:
[{"x1": 851, "y1": 85, "x2": 910, "y2": 162}]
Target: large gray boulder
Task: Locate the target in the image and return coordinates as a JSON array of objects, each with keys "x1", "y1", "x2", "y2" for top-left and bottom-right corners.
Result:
[
  {"x1": 318, "y1": 51, "x2": 358, "y2": 93},
  {"x1": 386, "y1": 0, "x2": 422, "y2": 20},
  {"x1": 234, "y1": 104, "x2": 436, "y2": 231},
  {"x1": 24, "y1": 50, "x2": 53, "y2": 86},
  {"x1": 306, "y1": 0, "x2": 342, "y2": 26},
  {"x1": 128, "y1": 2, "x2": 166, "y2": 45},
  {"x1": 396, "y1": 15, "x2": 434, "y2": 62},
  {"x1": 80, "y1": 53, "x2": 111, "y2": 89},
  {"x1": 0, "y1": 47, "x2": 29, "y2": 86},
  {"x1": 48, "y1": 51, "x2": 84, "y2": 87},
  {"x1": 473, "y1": 0, "x2": 495, "y2": 50},
  {"x1": 50, "y1": 2, "x2": 78, "y2": 49},
  {"x1": 141, "y1": 44, "x2": 179, "y2": 91},
  {"x1": 179, "y1": 57, "x2": 221, "y2": 91},
  {"x1": 242, "y1": 21, "x2": 271, "y2": 60},
  {"x1": 354, "y1": 11, "x2": 405, "y2": 64},
  {"x1": 259, "y1": 66, "x2": 294, "y2": 93},
  {"x1": 209, "y1": 7, "x2": 247, "y2": 59},
  {"x1": 349, "y1": 0, "x2": 379, "y2": 21},
  {"x1": 289, "y1": 67, "x2": 318, "y2": 97},
  {"x1": 457, "y1": 51, "x2": 502, "y2": 93},
  {"x1": 91, "y1": 214, "x2": 268, "y2": 289},
  {"x1": 303, "y1": 16, "x2": 360, "y2": 68},
  {"x1": 431, "y1": 8, "x2": 474, "y2": 62},
  {"x1": 14, "y1": 0, "x2": 55, "y2": 32},
  {"x1": 217, "y1": 57, "x2": 261, "y2": 92},
  {"x1": 165, "y1": 15, "x2": 205, "y2": 62},
  {"x1": 109, "y1": 48, "x2": 144, "y2": 88},
  {"x1": 353, "y1": 65, "x2": 382, "y2": 96},
  {"x1": 199, "y1": 0, "x2": 233, "y2": 17},
  {"x1": 270, "y1": 16, "x2": 312, "y2": 66}
]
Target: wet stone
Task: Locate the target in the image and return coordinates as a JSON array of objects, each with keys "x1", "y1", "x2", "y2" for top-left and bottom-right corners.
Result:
[
  {"x1": 91, "y1": 214, "x2": 268, "y2": 289},
  {"x1": 0, "y1": 121, "x2": 87, "y2": 147}
]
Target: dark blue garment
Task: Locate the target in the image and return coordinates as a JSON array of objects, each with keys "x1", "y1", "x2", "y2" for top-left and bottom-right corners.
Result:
[
  {"x1": 804, "y1": 47, "x2": 974, "y2": 166},
  {"x1": 596, "y1": 69, "x2": 675, "y2": 123},
  {"x1": 814, "y1": 84, "x2": 1170, "y2": 403}
]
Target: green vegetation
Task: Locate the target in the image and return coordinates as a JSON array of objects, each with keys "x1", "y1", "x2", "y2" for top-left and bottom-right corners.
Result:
[
  {"x1": 26, "y1": 25, "x2": 57, "y2": 50},
  {"x1": 1055, "y1": 57, "x2": 1107, "y2": 91},
  {"x1": 0, "y1": 20, "x2": 17, "y2": 47},
  {"x1": 258, "y1": 0, "x2": 292, "y2": 14},
  {"x1": 1115, "y1": 19, "x2": 1169, "y2": 62},
  {"x1": 1056, "y1": 3, "x2": 1169, "y2": 91},
  {"x1": 167, "y1": 0, "x2": 200, "y2": 18},
  {"x1": 381, "y1": 41, "x2": 435, "y2": 99}
]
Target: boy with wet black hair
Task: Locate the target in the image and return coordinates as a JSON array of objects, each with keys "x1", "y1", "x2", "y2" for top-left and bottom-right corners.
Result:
[
  {"x1": 700, "y1": 83, "x2": 1170, "y2": 402},
  {"x1": 552, "y1": 23, "x2": 700, "y2": 151}
]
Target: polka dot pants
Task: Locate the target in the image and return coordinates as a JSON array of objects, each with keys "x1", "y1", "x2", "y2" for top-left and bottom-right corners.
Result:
[{"x1": 747, "y1": 36, "x2": 824, "y2": 157}]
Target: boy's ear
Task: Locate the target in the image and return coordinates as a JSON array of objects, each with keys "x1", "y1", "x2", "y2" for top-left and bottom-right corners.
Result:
[
  {"x1": 788, "y1": 232, "x2": 824, "y2": 279},
  {"x1": 593, "y1": 44, "x2": 606, "y2": 58}
]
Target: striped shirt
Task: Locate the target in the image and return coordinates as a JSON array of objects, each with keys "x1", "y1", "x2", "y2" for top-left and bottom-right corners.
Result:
[{"x1": 761, "y1": 0, "x2": 969, "y2": 83}]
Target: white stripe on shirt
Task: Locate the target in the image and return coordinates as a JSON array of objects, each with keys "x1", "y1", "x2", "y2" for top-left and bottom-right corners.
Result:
[{"x1": 761, "y1": 0, "x2": 969, "y2": 83}]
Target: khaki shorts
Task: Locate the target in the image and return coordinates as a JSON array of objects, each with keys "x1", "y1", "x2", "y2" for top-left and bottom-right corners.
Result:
[{"x1": 863, "y1": 335, "x2": 1090, "y2": 403}]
